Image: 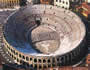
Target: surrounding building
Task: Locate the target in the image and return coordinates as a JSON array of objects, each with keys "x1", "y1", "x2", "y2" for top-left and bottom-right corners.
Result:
[
  {"x1": 69, "y1": 0, "x2": 81, "y2": 9},
  {"x1": 85, "y1": 0, "x2": 90, "y2": 3},
  {"x1": 40, "y1": 0, "x2": 53, "y2": 4},
  {"x1": 75, "y1": 2, "x2": 90, "y2": 19},
  {"x1": 0, "y1": 0, "x2": 20, "y2": 8},
  {"x1": 32, "y1": 0, "x2": 40, "y2": 4},
  {"x1": 54, "y1": 0, "x2": 70, "y2": 9}
]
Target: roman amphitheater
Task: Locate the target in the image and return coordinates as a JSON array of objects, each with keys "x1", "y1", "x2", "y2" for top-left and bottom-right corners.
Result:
[{"x1": 2, "y1": 4, "x2": 87, "y2": 70}]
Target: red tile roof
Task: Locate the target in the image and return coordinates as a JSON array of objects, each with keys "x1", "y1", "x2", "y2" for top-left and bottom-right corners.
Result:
[
  {"x1": 73, "y1": 67, "x2": 88, "y2": 70},
  {"x1": 82, "y1": 3, "x2": 90, "y2": 14}
]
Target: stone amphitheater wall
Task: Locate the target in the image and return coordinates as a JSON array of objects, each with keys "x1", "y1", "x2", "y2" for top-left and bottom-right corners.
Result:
[
  {"x1": 2, "y1": 5, "x2": 87, "y2": 70},
  {"x1": 3, "y1": 35, "x2": 87, "y2": 70}
]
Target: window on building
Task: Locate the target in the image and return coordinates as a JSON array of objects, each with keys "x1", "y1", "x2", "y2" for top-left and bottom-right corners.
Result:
[
  {"x1": 16, "y1": 52, "x2": 18, "y2": 55},
  {"x1": 30, "y1": 58, "x2": 32, "y2": 61},
  {"x1": 17, "y1": 58, "x2": 19, "y2": 62},
  {"x1": 56, "y1": 0, "x2": 58, "y2": 2},
  {"x1": 57, "y1": 58, "x2": 59, "y2": 61},
  {"x1": 13, "y1": 50, "x2": 15, "y2": 54},
  {"x1": 20, "y1": 60, "x2": 23, "y2": 64},
  {"x1": 38, "y1": 59, "x2": 41, "y2": 63},
  {"x1": 35, "y1": 64, "x2": 37, "y2": 68},
  {"x1": 14, "y1": 57, "x2": 16, "y2": 59},
  {"x1": 22, "y1": 56, "x2": 25, "y2": 59},
  {"x1": 11, "y1": 49, "x2": 13, "y2": 52},
  {"x1": 12, "y1": 55, "x2": 13, "y2": 58},
  {"x1": 8, "y1": 47, "x2": 10, "y2": 50},
  {"x1": 48, "y1": 64, "x2": 51, "y2": 67},
  {"x1": 66, "y1": 2, "x2": 68, "y2": 4},
  {"x1": 26, "y1": 57, "x2": 29, "y2": 61},
  {"x1": 34, "y1": 58, "x2": 37, "y2": 62},
  {"x1": 48, "y1": 59, "x2": 50, "y2": 63},
  {"x1": 10, "y1": 53, "x2": 11, "y2": 56},
  {"x1": 59, "y1": 0, "x2": 61, "y2": 2},
  {"x1": 62, "y1": 6, "x2": 64, "y2": 8},
  {"x1": 39, "y1": 65, "x2": 42, "y2": 69},
  {"x1": 63, "y1": 1, "x2": 65, "y2": 4},
  {"x1": 44, "y1": 65, "x2": 46, "y2": 68},
  {"x1": 19, "y1": 54, "x2": 21, "y2": 58},
  {"x1": 43, "y1": 59, "x2": 46, "y2": 63}
]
